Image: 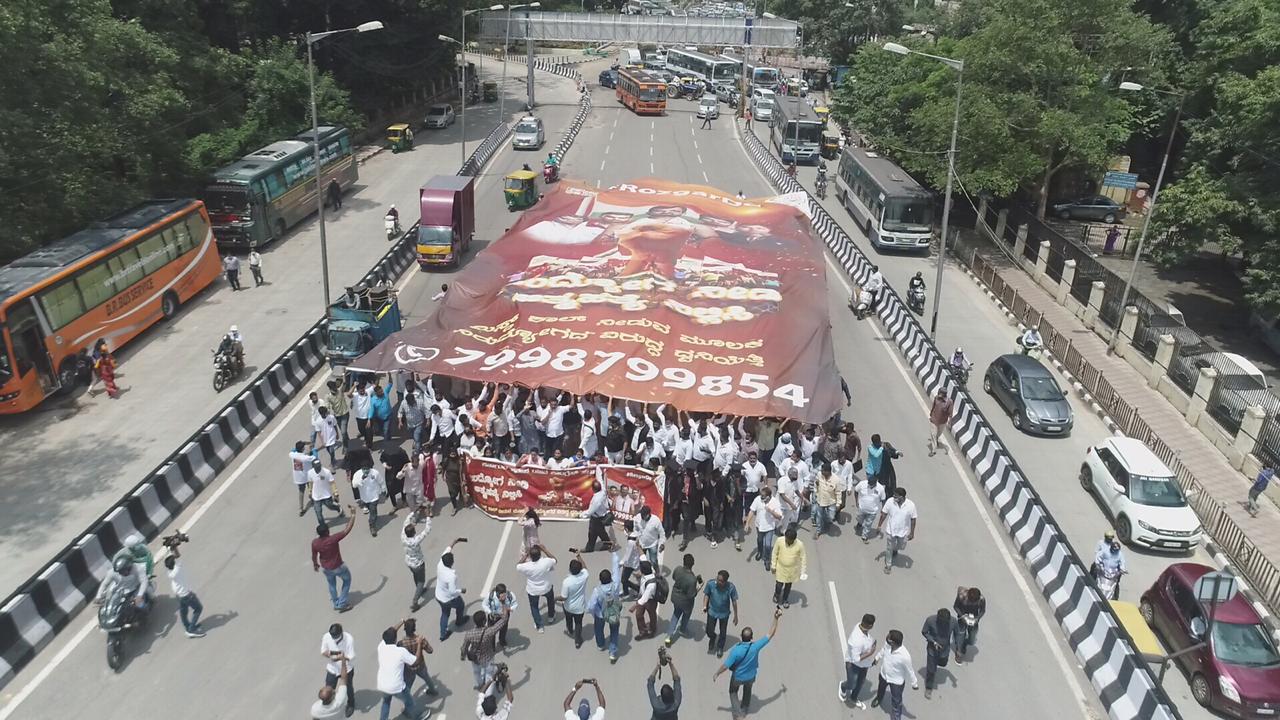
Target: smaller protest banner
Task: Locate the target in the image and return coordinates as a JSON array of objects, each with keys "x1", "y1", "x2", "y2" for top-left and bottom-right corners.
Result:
[{"x1": 465, "y1": 457, "x2": 664, "y2": 521}]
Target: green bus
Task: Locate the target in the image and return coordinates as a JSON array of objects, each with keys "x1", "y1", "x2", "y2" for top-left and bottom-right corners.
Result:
[{"x1": 204, "y1": 126, "x2": 358, "y2": 249}]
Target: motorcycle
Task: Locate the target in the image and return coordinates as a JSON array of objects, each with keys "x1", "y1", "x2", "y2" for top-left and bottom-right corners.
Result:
[
  {"x1": 907, "y1": 285, "x2": 926, "y2": 315},
  {"x1": 1016, "y1": 334, "x2": 1043, "y2": 359},
  {"x1": 543, "y1": 162, "x2": 559, "y2": 184},
  {"x1": 815, "y1": 172, "x2": 828, "y2": 199},
  {"x1": 384, "y1": 214, "x2": 401, "y2": 241},
  {"x1": 98, "y1": 579, "x2": 151, "y2": 671},
  {"x1": 212, "y1": 348, "x2": 242, "y2": 393},
  {"x1": 1094, "y1": 564, "x2": 1122, "y2": 600},
  {"x1": 951, "y1": 364, "x2": 971, "y2": 388}
]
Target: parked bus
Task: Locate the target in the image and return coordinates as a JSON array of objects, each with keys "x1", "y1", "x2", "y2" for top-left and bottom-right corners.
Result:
[
  {"x1": 664, "y1": 48, "x2": 740, "y2": 86},
  {"x1": 616, "y1": 68, "x2": 668, "y2": 115},
  {"x1": 719, "y1": 53, "x2": 780, "y2": 90},
  {"x1": 769, "y1": 96, "x2": 824, "y2": 165},
  {"x1": 835, "y1": 146, "x2": 934, "y2": 251},
  {"x1": 0, "y1": 199, "x2": 222, "y2": 413},
  {"x1": 204, "y1": 126, "x2": 358, "y2": 250}
]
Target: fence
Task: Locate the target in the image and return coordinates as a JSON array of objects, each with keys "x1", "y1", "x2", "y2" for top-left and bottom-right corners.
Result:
[{"x1": 959, "y1": 237, "x2": 1280, "y2": 624}]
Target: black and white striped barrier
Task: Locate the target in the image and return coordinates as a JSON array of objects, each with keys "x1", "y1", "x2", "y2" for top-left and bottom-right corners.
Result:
[{"x1": 738, "y1": 121, "x2": 1181, "y2": 720}]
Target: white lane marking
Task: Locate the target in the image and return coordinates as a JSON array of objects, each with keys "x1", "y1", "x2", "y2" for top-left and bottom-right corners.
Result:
[
  {"x1": 609, "y1": 131, "x2": 614, "y2": 142},
  {"x1": 651, "y1": 120, "x2": 655, "y2": 130},
  {"x1": 693, "y1": 140, "x2": 698, "y2": 150},
  {"x1": 822, "y1": 253, "x2": 1092, "y2": 716},
  {"x1": 650, "y1": 162, "x2": 654, "y2": 174},
  {"x1": 600, "y1": 159, "x2": 607, "y2": 171},
  {"x1": 595, "y1": 180, "x2": 601, "y2": 189},
  {"x1": 481, "y1": 521, "x2": 515, "y2": 596},
  {"x1": 828, "y1": 581, "x2": 847, "y2": 658},
  {"x1": 604, "y1": 145, "x2": 610, "y2": 155},
  {"x1": 649, "y1": 146, "x2": 653, "y2": 156},
  {"x1": 702, "y1": 171, "x2": 709, "y2": 183},
  {"x1": 613, "y1": 116, "x2": 618, "y2": 127},
  {"x1": 697, "y1": 154, "x2": 703, "y2": 164},
  {"x1": 649, "y1": 134, "x2": 654, "y2": 143}
]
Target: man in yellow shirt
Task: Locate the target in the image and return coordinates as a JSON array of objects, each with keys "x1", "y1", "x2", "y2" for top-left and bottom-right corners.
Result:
[{"x1": 814, "y1": 462, "x2": 841, "y2": 538}]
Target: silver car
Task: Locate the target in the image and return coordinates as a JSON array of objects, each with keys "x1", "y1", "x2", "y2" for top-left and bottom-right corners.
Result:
[
  {"x1": 512, "y1": 116, "x2": 545, "y2": 150},
  {"x1": 983, "y1": 353, "x2": 1075, "y2": 435},
  {"x1": 423, "y1": 104, "x2": 455, "y2": 129}
]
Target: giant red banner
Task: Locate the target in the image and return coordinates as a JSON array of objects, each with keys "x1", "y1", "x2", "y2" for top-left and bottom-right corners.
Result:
[
  {"x1": 352, "y1": 179, "x2": 842, "y2": 423},
  {"x1": 465, "y1": 457, "x2": 664, "y2": 521}
]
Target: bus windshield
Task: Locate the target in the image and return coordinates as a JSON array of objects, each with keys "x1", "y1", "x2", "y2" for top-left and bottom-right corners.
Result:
[
  {"x1": 882, "y1": 197, "x2": 933, "y2": 232},
  {"x1": 204, "y1": 187, "x2": 250, "y2": 215},
  {"x1": 639, "y1": 87, "x2": 665, "y2": 101},
  {"x1": 418, "y1": 226, "x2": 453, "y2": 247},
  {"x1": 754, "y1": 69, "x2": 779, "y2": 86},
  {"x1": 784, "y1": 123, "x2": 824, "y2": 145}
]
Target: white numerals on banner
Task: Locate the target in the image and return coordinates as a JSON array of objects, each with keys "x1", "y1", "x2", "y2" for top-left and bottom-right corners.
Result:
[
  {"x1": 514, "y1": 347, "x2": 552, "y2": 368},
  {"x1": 550, "y1": 349, "x2": 588, "y2": 372}
]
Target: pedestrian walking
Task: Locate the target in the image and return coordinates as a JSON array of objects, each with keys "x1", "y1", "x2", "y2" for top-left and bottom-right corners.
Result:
[
  {"x1": 324, "y1": 381, "x2": 351, "y2": 450},
  {"x1": 91, "y1": 338, "x2": 121, "y2": 399},
  {"x1": 703, "y1": 570, "x2": 739, "y2": 658},
  {"x1": 558, "y1": 551, "x2": 591, "y2": 648},
  {"x1": 381, "y1": 443, "x2": 410, "y2": 509},
  {"x1": 701, "y1": 112, "x2": 712, "y2": 129},
  {"x1": 665, "y1": 553, "x2": 702, "y2": 646},
  {"x1": 401, "y1": 393, "x2": 429, "y2": 456},
  {"x1": 312, "y1": 651, "x2": 350, "y2": 719},
  {"x1": 353, "y1": 462, "x2": 383, "y2": 536},
  {"x1": 744, "y1": 486, "x2": 782, "y2": 570},
  {"x1": 291, "y1": 441, "x2": 315, "y2": 517},
  {"x1": 952, "y1": 586, "x2": 986, "y2": 661},
  {"x1": 520, "y1": 507, "x2": 542, "y2": 551},
  {"x1": 402, "y1": 508, "x2": 432, "y2": 611},
  {"x1": 319, "y1": 624, "x2": 357, "y2": 718},
  {"x1": 376, "y1": 625, "x2": 430, "y2": 720},
  {"x1": 713, "y1": 607, "x2": 782, "y2": 720},
  {"x1": 400, "y1": 453, "x2": 426, "y2": 513},
  {"x1": 517, "y1": 543, "x2": 558, "y2": 633},
  {"x1": 877, "y1": 488, "x2": 918, "y2": 574},
  {"x1": 871, "y1": 629, "x2": 917, "y2": 719},
  {"x1": 583, "y1": 480, "x2": 613, "y2": 552},
  {"x1": 564, "y1": 678, "x2": 606, "y2": 720},
  {"x1": 927, "y1": 389, "x2": 954, "y2": 457},
  {"x1": 648, "y1": 654, "x2": 682, "y2": 719},
  {"x1": 921, "y1": 608, "x2": 953, "y2": 697},
  {"x1": 482, "y1": 584, "x2": 517, "y2": 647},
  {"x1": 371, "y1": 385, "x2": 394, "y2": 442},
  {"x1": 839, "y1": 613, "x2": 877, "y2": 708},
  {"x1": 770, "y1": 525, "x2": 806, "y2": 608},
  {"x1": 248, "y1": 246, "x2": 264, "y2": 286},
  {"x1": 311, "y1": 509, "x2": 356, "y2": 612},
  {"x1": 351, "y1": 382, "x2": 374, "y2": 447},
  {"x1": 435, "y1": 537, "x2": 470, "y2": 641},
  {"x1": 853, "y1": 476, "x2": 885, "y2": 543},
  {"x1": 813, "y1": 462, "x2": 840, "y2": 537},
  {"x1": 221, "y1": 253, "x2": 241, "y2": 290},
  {"x1": 396, "y1": 618, "x2": 438, "y2": 696},
  {"x1": 587, "y1": 551, "x2": 624, "y2": 663},
  {"x1": 1247, "y1": 466, "x2": 1274, "y2": 517},
  {"x1": 308, "y1": 459, "x2": 345, "y2": 524},
  {"x1": 632, "y1": 560, "x2": 661, "y2": 639},
  {"x1": 163, "y1": 542, "x2": 205, "y2": 637},
  {"x1": 619, "y1": 522, "x2": 642, "y2": 597},
  {"x1": 460, "y1": 603, "x2": 510, "y2": 691},
  {"x1": 637, "y1": 505, "x2": 664, "y2": 568},
  {"x1": 865, "y1": 434, "x2": 902, "y2": 494},
  {"x1": 443, "y1": 449, "x2": 465, "y2": 514}
]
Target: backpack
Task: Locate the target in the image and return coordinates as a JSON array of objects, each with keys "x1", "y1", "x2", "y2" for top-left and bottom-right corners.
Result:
[
  {"x1": 651, "y1": 575, "x2": 670, "y2": 605},
  {"x1": 603, "y1": 591, "x2": 624, "y2": 624}
]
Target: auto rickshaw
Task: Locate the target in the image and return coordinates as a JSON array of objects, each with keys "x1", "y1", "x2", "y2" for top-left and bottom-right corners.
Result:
[
  {"x1": 821, "y1": 132, "x2": 841, "y2": 159},
  {"x1": 483, "y1": 80, "x2": 498, "y2": 102},
  {"x1": 814, "y1": 105, "x2": 831, "y2": 125},
  {"x1": 504, "y1": 170, "x2": 539, "y2": 211},
  {"x1": 386, "y1": 123, "x2": 414, "y2": 153}
]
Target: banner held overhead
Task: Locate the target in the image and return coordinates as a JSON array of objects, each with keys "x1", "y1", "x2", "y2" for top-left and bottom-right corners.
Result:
[{"x1": 352, "y1": 178, "x2": 843, "y2": 423}]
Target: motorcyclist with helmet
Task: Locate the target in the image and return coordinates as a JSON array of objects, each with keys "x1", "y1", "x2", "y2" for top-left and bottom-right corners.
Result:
[
  {"x1": 908, "y1": 271, "x2": 926, "y2": 293},
  {"x1": 1019, "y1": 324, "x2": 1043, "y2": 355},
  {"x1": 108, "y1": 533, "x2": 155, "y2": 606},
  {"x1": 950, "y1": 347, "x2": 972, "y2": 385}
]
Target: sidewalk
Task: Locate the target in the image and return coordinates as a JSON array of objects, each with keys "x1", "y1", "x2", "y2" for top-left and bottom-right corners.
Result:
[{"x1": 967, "y1": 243, "x2": 1280, "y2": 622}]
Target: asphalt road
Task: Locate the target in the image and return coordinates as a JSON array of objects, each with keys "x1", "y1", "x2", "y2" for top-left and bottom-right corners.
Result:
[
  {"x1": 0, "y1": 59, "x2": 1210, "y2": 720},
  {"x1": 0, "y1": 58, "x2": 583, "y2": 598}
]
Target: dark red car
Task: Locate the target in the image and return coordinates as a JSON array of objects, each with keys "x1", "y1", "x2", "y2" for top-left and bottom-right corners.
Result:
[{"x1": 1140, "y1": 563, "x2": 1280, "y2": 717}]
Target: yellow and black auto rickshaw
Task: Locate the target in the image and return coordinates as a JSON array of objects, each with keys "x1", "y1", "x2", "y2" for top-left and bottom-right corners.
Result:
[
  {"x1": 483, "y1": 80, "x2": 498, "y2": 102},
  {"x1": 814, "y1": 105, "x2": 831, "y2": 125},
  {"x1": 822, "y1": 132, "x2": 841, "y2": 159},
  {"x1": 386, "y1": 124, "x2": 414, "y2": 153},
  {"x1": 504, "y1": 170, "x2": 539, "y2": 211}
]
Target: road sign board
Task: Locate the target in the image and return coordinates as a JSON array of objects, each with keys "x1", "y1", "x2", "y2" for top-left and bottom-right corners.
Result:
[
  {"x1": 1103, "y1": 171, "x2": 1139, "y2": 189},
  {"x1": 1194, "y1": 571, "x2": 1238, "y2": 604}
]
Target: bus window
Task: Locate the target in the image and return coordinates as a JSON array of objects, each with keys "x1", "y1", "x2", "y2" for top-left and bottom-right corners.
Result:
[
  {"x1": 75, "y1": 262, "x2": 118, "y2": 309},
  {"x1": 168, "y1": 220, "x2": 196, "y2": 254},
  {"x1": 264, "y1": 172, "x2": 286, "y2": 201},
  {"x1": 107, "y1": 247, "x2": 145, "y2": 288},
  {"x1": 205, "y1": 187, "x2": 249, "y2": 216},
  {"x1": 38, "y1": 281, "x2": 86, "y2": 331},
  {"x1": 136, "y1": 232, "x2": 174, "y2": 274},
  {"x1": 883, "y1": 198, "x2": 933, "y2": 231}
]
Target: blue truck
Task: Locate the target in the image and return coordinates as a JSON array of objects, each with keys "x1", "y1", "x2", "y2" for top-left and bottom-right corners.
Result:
[{"x1": 325, "y1": 295, "x2": 402, "y2": 374}]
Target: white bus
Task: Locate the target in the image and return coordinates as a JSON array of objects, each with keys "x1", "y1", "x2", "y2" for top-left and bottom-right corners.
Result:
[
  {"x1": 835, "y1": 146, "x2": 935, "y2": 251},
  {"x1": 719, "y1": 53, "x2": 780, "y2": 90},
  {"x1": 664, "y1": 48, "x2": 741, "y2": 85}
]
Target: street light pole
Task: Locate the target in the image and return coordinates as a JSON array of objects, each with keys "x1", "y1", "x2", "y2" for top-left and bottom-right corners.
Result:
[
  {"x1": 499, "y1": 3, "x2": 539, "y2": 126},
  {"x1": 306, "y1": 20, "x2": 384, "y2": 312},
  {"x1": 883, "y1": 41, "x2": 963, "y2": 342},
  {"x1": 1107, "y1": 84, "x2": 1184, "y2": 353},
  {"x1": 447, "y1": 6, "x2": 505, "y2": 170}
]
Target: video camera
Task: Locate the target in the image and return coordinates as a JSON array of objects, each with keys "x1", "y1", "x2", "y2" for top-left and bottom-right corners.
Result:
[{"x1": 161, "y1": 531, "x2": 190, "y2": 549}]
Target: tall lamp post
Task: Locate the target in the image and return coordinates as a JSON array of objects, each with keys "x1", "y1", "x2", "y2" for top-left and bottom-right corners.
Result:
[
  {"x1": 884, "y1": 41, "x2": 963, "y2": 341},
  {"x1": 441, "y1": 4, "x2": 505, "y2": 170},
  {"x1": 1107, "y1": 82, "x2": 1184, "y2": 353},
  {"x1": 499, "y1": 3, "x2": 540, "y2": 125},
  {"x1": 307, "y1": 20, "x2": 384, "y2": 311}
]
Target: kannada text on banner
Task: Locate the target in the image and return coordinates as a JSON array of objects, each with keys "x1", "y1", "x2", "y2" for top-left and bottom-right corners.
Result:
[{"x1": 465, "y1": 457, "x2": 664, "y2": 522}]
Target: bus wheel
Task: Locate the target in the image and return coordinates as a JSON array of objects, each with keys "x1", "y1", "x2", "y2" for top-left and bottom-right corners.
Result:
[
  {"x1": 57, "y1": 358, "x2": 82, "y2": 394},
  {"x1": 272, "y1": 220, "x2": 286, "y2": 243},
  {"x1": 161, "y1": 292, "x2": 180, "y2": 320}
]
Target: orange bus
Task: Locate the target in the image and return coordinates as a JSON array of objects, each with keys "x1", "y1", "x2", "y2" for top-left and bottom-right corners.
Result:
[
  {"x1": 616, "y1": 68, "x2": 667, "y2": 115},
  {"x1": 0, "y1": 199, "x2": 222, "y2": 413}
]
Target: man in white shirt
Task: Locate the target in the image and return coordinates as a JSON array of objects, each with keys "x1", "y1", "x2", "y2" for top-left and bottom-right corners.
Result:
[
  {"x1": 776, "y1": 469, "x2": 802, "y2": 530},
  {"x1": 871, "y1": 629, "x2": 917, "y2": 717},
  {"x1": 833, "y1": 450, "x2": 855, "y2": 509},
  {"x1": 537, "y1": 392, "x2": 574, "y2": 457},
  {"x1": 876, "y1": 488, "x2": 918, "y2": 574},
  {"x1": 516, "y1": 544, "x2": 558, "y2": 632},
  {"x1": 291, "y1": 441, "x2": 315, "y2": 517},
  {"x1": 349, "y1": 382, "x2": 374, "y2": 447},
  {"x1": 636, "y1": 506, "x2": 664, "y2": 568},
  {"x1": 163, "y1": 543, "x2": 204, "y2": 638},
  {"x1": 853, "y1": 478, "x2": 886, "y2": 543},
  {"x1": 744, "y1": 486, "x2": 783, "y2": 572},
  {"x1": 403, "y1": 510, "x2": 431, "y2": 611},
  {"x1": 841, "y1": 613, "x2": 878, "y2": 708},
  {"x1": 563, "y1": 679, "x2": 607, "y2": 720},
  {"x1": 547, "y1": 448, "x2": 575, "y2": 470},
  {"x1": 355, "y1": 464, "x2": 383, "y2": 537},
  {"x1": 798, "y1": 426, "x2": 820, "y2": 463},
  {"x1": 319, "y1": 623, "x2": 356, "y2": 717},
  {"x1": 740, "y1": 452, "x2": 769, "y2": 519},
  {"x1": 582, "y1": 481, "x2": 613, "y2": 552},
  {"x1": 309, "y1": 459, "x2": 344, "y2": 524},
  {"x1": 311, "y1": 654, "x2": 350, "y2": 719},
  {"x1": 435, "y1": 538, "x2": 469, "y2": 641},
  {"x1": 477, "y1": 675, "x2": 515, "y2": 719},
  {"x1": 376, "y1": 626, "x2": 429, "y2": 720},
  {"x1": 690, "y1": 421, "x2": 717, "y2": 478},
  {"x1": 672, "y1": 428, "x2": 695, "y2": 469}
]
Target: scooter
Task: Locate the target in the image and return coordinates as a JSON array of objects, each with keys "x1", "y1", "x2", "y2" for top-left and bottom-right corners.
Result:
[
  {"x1": 907, "y1": 285, "x2": 926, "y2": 315},
  {"x1": 1094, "y1": 564, "x2": 1122, "y2": 600},
  {"x1": 1015, "y1": 335, "x2": 1043, "y2": 359},
  {"x1": 98, "y1": 579, "x2": 152, "y2": 671},
  {"x1": 951, "y1": 364, "x2": 971, "y2": 388},
  {"x1": 212, "y1": 348, "x2": 242, "y2": 393},
  {"x1": 384, "y1": 214, "x2": 401, "y2": 240},
  {"x1": 815, "y1": 172, "x2": 827, "y2": 199},
  {"x1": 543, "y1": 162, "x2": 559, "y2": 184}
]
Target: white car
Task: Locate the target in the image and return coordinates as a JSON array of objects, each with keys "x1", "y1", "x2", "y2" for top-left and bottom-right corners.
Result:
[
  {"x1": 1080, "y1": 437, "x2": 1202, "y2": 551},
  {"x1": 512, "y1": 116, "x2": 545, "y2": 149},
  {"x1": 697, "y1": 95, "x2": 719, "y2": 119},
  {"x1": 423, "y1": 104, "x2": 455, "y2": 129}
]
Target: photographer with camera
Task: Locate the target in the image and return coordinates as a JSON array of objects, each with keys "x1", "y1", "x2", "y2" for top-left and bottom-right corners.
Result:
[
  {"x1": 477, "y1": 666, "x2": 514, "y2": 720},
  {"x1": 648, "y1": 649, "x2": 681, "y2": 719},
  {"x1": 564, "y1": 678, "x2": 606, "y2": 720},
  {"x1": 162, "y1": 532, "x2": 204, "y2": 638}
]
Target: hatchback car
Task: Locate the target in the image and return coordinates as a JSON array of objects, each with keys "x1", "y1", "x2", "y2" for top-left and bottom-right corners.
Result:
[
  {"x1": 1053, "y1": 195, "x2": 1127, "y2": 223},
  {"x1": 598, "y1": 69, "x2": 617, "y2": 88},
  {"x1": 511, "y1": 116, "x2": 545, "y2": 150},
  {"x1": 1080, "y1": 436, "x2": 1202, "y2": 549},
  {"x1": 1141, "y1": 563, "x2": 1280, "y2": 716},
  {"x1": 697, "y1": 95, "x2": 720, "y2": 119},
  {"x1": 982, "y1": 354, "x2": 1074, "y2": 435},
  {"x1": 423, "y1": 104, "x2": 455, "y2": 129}
]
